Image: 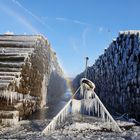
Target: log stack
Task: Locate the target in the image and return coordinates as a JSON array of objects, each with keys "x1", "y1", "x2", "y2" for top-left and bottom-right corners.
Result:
[
  {"x1": 0, "y1": 35, "x2": 66, "y2": 125},
  {"x1": 72, "y1": 30, "x2": 140, "y2": 119}
]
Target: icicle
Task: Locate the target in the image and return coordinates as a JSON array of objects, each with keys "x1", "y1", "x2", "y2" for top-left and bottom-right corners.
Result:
[
  {"x1": 15, "y1": 76, "x2": 22, "y2": 88},
  {"x1": 42, "y1": 86, "x2": 81, "y2": 135},
  {"x1": 80, "y1": 84, "x2": 84, "y2": 97},
  {"x1": 72, "y1": 99, "x2": 81, "y2": 114},
  {"x1": 94, "y1": 98, "x2": 97, "y2": 114},
  {"x1": 0, "y1": 89, "x2": 25, "y2": 104},
  {"x1": 10, "y1": 91, "x2": 13, "y2": 104},
  {"x1": 102, "y1": 107, "x2": 105, "y2": 120},
  {"x1": 80, "y1": 78, "x2": 121, "y2": 132},
  {"x1": 82, "y1": 98, "x2": 95, "y2": 115},
  {"x1": 85, "y1": 90, "x2": 94, "y2": 99},
  {"x1": 43, "y1": 99, "x2": 72, "y2": 134},
  {"x1": 83, "y1": 99, "x2": 87, "y2": 112},
  {"x1": 92, "y1": 100, "x2": 95, "y2": 116},
  {"x1": 40, "y1": 75, "x2": 47, "y2": 108},
  {"x1": 93, "y1": 91, "x2": 122, "y2": 132},
  {"x1": 97, "y1": 102, "x2": 100, "y2": 117},
  {"x1": 101, "y1": 108, "x2": 105, "y2": 121}
]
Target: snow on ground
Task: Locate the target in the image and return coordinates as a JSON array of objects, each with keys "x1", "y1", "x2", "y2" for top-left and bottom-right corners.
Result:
[
  {"x1": 46, "y1": 115, "x2": 140, "y2": 140},
  {"x1": 0, "y1": 114, "x2": 140, "y2": 140},
  {"x1": 0, "y1": 119, "x2": 50, "y2": 139}
]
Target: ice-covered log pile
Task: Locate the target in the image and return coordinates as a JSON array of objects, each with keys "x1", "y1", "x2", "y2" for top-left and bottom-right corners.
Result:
[
  {"x1": 0, "y1": 35, "x2": 67, "y2": 124},
  {"x1": 72, "y1": 30, "x2": 140, "y2": 119}
]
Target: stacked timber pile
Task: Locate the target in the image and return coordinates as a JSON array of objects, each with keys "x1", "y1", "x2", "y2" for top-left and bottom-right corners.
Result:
[
  {"x1": 72, "y1": 30, "x2": 140, "y2": 119},
  {"x1": 0, "y1": 35, "x2": 66, "y2": 125}
]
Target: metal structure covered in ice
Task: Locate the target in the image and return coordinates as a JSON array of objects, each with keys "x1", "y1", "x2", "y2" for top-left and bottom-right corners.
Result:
[
  {"x1": 42, "y1": 78, "x2": 121, "y2": 135},
  {"x1": 0, "y1": 35, "x2": 66, "y2": 125}
]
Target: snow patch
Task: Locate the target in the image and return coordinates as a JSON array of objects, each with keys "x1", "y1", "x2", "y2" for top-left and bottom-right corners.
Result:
[{"x1": 68, "y1": 122, "x2": 101, "y2": 131}]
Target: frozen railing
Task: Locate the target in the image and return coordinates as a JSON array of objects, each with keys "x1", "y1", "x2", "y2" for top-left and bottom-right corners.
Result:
[{"x1": 42, "y1": 78, "x2": 122, "y2": 135}]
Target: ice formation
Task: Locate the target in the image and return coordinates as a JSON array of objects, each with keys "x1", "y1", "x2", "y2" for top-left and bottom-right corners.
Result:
[
  {"x1": 81, "y1": 89, "x2": 121, "y2": 132},
  {"x1": 0, "y1": 90, "x2": 22, "y2": 103},
  {"x1": 72, "y1": 99, "x2": 81, "y2": 114},
  {"x1": 0, "y1": 89, "x2": 38, "y2": 104},
  {"x1": 40, "y1": 75, "x2": 47, "y2": 108},
  {"x1": 0, "y1": 111, "x2": 19, "y2": 125},
  {"x1": 42, "y1": 86, "x2": 81, "y2": 135},
  {"x1": 42, "y1": 99, "x2": 72, "y2": 134},
  {"x1": 43, "y1": 79, "x2": 121, "y2": 135}
]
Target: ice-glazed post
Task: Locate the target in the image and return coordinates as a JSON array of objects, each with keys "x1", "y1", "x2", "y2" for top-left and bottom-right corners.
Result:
[{"x1": 85, "y1": 57, "x2": 89, "y2": 78}]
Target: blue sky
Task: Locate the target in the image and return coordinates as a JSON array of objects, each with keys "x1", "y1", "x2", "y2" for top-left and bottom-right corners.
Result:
[{"x1": 0, "y1": 0, "x2": 140, "y2": 77}]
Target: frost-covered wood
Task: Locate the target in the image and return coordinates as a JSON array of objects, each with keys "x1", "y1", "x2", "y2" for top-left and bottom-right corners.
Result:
[
  {"x1": 72, "y1": 30, "x2": 140, "y2": 119},
  {"x1": 0, "y1": 35, "x2": 66, "y2": 124},
  {"x1": 72, "y1": 99, "x2": 81, "y2": 114}
]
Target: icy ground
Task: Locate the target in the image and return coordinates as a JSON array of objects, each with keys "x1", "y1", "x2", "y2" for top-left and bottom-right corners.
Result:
[
  {"x1": 0, "y1": 114, "x2": 140, "y2": 140},
  {"x1": 0, "y1": 119, "x2": 50, "y2": 139}
]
